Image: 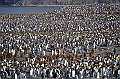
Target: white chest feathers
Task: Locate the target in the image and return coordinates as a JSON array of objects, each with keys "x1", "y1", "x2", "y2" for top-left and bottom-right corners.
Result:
[{"x1": 72, "y1": 70, "x2": 75, "y2": 77}]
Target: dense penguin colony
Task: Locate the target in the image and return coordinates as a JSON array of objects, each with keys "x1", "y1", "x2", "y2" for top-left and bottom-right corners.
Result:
[{"x1": 0, "y1": 3, "x2": 120, "y2": 79}]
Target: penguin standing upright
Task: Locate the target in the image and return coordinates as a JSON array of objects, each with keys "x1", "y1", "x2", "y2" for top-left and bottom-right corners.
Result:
[
  {"x1": 80, "y1": 67, "x2": 84, "y2": 78},
  {"x1": 41, "y1": 68, "x2": 46, "y2": 79},
  {"x1": 30, "y1": 67, "x2": 33, "y2": 76},
  {"x1": 117, "y1": 68, "x2": 120, "y2": 78},
  {"x1": 11, "y1": 70, "x2": 16, "y2": 79},
  {"x1": 41, "y1": 71, "x2": 45, "y2": 79},
  {"x1": 15, "y1": 72, "x2": 17, "y2": 79},
  {"x1": 50, "y1": 68, "x2": 53, "y2": 78},
  {"x1": 93, "y1": 66, "x2": 97, "y2": 79},
  {"x1": 107, "y1": 67, "x2": 112, "y2": 79},
  {"x1": 72, "y1": 68, "x2": 75, "y2": 78},
  {"x1": 46, "y1": 68, "x2": 50, "y2": 78},
  {"x1": 53, "y1": 69, "x2": 57, "y2": 79},
  {"x1": 34, "y1": 68, "x2": 39, "y2": 78},
  {"x1": 1, "y1": 70, "x2": 5, "y2": 79},
  {"x1": 66, "y1": 67, "x2": 71, "y2": 79},
  {"x1": 66, "y1": 71, "x2": 70, "y2": 79},
  {"x1": 19, "y1": 71, "x2": 23, "y2": 79},
  {"x1": 112, "y1": 48, "x2": 116, "y2": 55},
  {"x1": 103, "y1": 66, "x2": 108, "y2": 79},
  {"x1": 56, "y1": 68, "x2": 60, "y2": 78},
  {"x1": 97, "y1": 68, "x2": 100, "y2": 79},
  {"x1": 75, "y1": 74, "x2": 78, "y2": 79},
  {"x1": 23, "y1": 71, "x2": 26, "y2": 79}
]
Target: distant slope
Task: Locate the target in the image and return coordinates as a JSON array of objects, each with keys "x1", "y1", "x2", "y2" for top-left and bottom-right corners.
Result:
[
  {"x1": 0, "y1": 0, "x2": 5, "y2": 5},
  {"x1": 0, "y1": 0, "x2": 120, "y2": 6}
]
